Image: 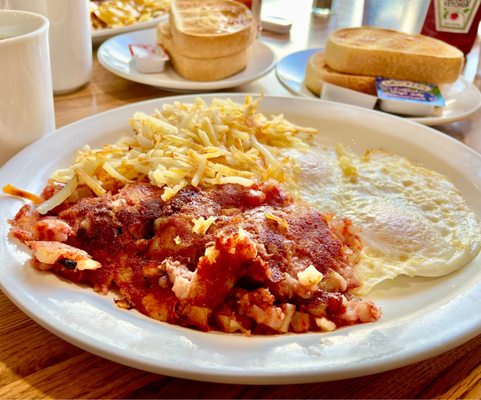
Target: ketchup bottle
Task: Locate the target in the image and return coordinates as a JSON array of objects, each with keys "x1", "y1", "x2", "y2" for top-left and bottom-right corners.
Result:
[
  {"x1": 234, "y1": 0, "x2": 262, "y2": 33},
  {"x1": 421, "y1": 0, "x2": 481, "y2": 55},
  {"x1": 235, "y1": 0, "x2": 253, "y2": 7}
]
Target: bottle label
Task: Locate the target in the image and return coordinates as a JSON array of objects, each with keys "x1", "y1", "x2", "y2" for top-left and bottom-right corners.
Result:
[{"x1": 435, "y1": 0, "x2": 481, "y2": 33}]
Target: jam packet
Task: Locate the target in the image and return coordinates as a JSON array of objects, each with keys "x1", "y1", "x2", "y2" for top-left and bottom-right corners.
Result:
[{"x1": 376, "y1": 77, "x2": 445, "y2": 116}]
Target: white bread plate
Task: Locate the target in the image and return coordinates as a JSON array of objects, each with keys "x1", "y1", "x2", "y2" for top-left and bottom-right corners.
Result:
[
  {"x1": 98, "y1": 28, "x2": 275, "y2": 92},
  {"x1": 276, "y1": 48, "x2": 481, "y2": 126}
]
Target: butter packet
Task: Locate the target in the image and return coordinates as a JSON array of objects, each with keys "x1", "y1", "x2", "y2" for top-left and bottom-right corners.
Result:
[
  {"x1": 376, "y1": 77, "x2": 445, "y2": 116},
  {"x1": 129, "y1": 44, "x2": 169, "y2": 74}
]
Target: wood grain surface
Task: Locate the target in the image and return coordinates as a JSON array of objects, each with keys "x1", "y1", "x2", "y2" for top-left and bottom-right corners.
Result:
[
  {"x1": 1, "y1": 280, "x2": 480, "y2": 399},
  {"x1": 1, "y1": 0, "x2": 481, "y2": 398}
]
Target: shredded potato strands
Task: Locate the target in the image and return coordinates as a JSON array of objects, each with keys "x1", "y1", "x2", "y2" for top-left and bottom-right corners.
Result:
[
  {"x1": 2, "y1": 184, "x2": 44, "y2": 205},
  {"x1": 36, "y1": 176, "x2": 79, "y2": 215},
  {"x1": 51, "y1": 97, "x2": 317, "y2": 203}
]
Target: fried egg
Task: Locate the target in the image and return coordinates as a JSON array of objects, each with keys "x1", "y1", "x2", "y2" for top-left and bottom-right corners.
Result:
[{"x1": 290, "y1": 145, "x2": 481, "y2": 294}]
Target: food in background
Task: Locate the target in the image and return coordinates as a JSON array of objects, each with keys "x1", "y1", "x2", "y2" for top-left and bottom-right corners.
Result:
[
  {"x1": 305, "y1": 51, "x2": 377, "y2": 97},
  {"x1": 157, "y1": 0, "x2": 256, "y2": 81},
  {"x1": 305, "y1": 27, "x2": 464, "y2": 97},
  {"x1": 90, "y1": 0, "x2": 170, "y2": 30},
  {"x1": 323, "y1": 27, "x2": 463, "y2": 85},
  {"x1": 305, "y1": 26, "x2": 464, "y2": 116}
]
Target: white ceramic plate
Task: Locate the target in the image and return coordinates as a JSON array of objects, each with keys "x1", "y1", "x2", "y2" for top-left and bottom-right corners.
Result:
[
  {"x1": 98, "y1": 29, "x2": 276, "y2": 92},
  {"x1": 276, "y1": 48, "x2": 481, "y2": 126},
  {"x1": 1, "y1": 94, "x2": 481, "y2": 384},
  {"x1": 91, "y1": 14, "x2": 168, "y2": 45}
]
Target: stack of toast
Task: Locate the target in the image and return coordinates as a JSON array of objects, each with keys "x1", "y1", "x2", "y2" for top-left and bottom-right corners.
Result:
[
  {"x1": 157, "y1": 0, "x2": 256, "y2": 81},
  {"x1": 305, "y1": 27, "x2": 464, "y2": 96}
]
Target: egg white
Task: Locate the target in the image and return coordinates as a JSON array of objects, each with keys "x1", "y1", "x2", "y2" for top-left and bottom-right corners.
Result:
[{"x1": 290, "y1": 145, "x2": 481, "y2": 294}]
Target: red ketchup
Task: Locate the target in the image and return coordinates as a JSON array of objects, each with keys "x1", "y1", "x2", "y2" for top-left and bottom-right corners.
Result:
[
  {"x1": 421, "y1": 0, "x2": 481, "y2": 55},
  {"x1": 233, "y1": 0, "x2": 261, "y2": 32},
  {"x1": 234, "y1": 0, "x2": 253, "y2": 8}
]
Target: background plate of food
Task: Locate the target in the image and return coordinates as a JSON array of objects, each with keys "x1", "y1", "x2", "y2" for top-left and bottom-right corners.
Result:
[
  {"x1": 1, "y1": 94, "x2": 481, "y2": 384},
  {"x1": 276, "y1": 47, "x2": 481, "y2": 127},
  {"x1": 98, "y1": 28, "x2": 276, "y2": 91},
  {"x1": 90, "y1": 0, "x2": 170, "y2": 45}
]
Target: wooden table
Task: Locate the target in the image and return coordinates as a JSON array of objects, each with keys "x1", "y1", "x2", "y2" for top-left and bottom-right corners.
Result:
[{"x1": 1, "y1": 0, "x2": 481, "y2": 398}]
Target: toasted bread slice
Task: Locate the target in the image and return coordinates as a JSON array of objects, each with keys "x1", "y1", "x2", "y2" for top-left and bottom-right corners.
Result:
[
  {"x1": 157, "y1": 21, "x2": 249, "y2": 81},
  {"x1": 305, "y1": 51, "x2": 377, "y2": 96},
  {"x1": 169, "y1": 0, "x2": 256, "y2": 59},
  {"x1": 325, "y1": 27, "x2": 463, "y2": 84}
]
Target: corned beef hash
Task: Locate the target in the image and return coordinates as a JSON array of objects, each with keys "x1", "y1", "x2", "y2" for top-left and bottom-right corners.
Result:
[
  {"x1": 10, "y1": 96, "x2": 478, "y2": 335},
  {"x1": 11, "y1": 181, "x2": 379, "y2": 334}
]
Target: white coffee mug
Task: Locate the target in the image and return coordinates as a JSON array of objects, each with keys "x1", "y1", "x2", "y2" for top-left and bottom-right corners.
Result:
[
  {"x1": 0, "y1": 10, "x2": 55, "y2": 165},
  {"x1": 9, "y1": 0, "x2": 92, "y2": 94}
]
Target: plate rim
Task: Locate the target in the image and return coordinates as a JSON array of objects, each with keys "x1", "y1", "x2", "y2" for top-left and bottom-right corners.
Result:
[
  {"x1": 91, "y1": 14, "x2": 169, "y2": 44},
  {"x1": 1, "y1": 93, "x2": 481, "y2": 384},
  {"x1": 275, "y1": 48, "x2": 481, "y2": 126},
  {"x1": 97, "y1": 28, "x2": 276, "y2": 91}
]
